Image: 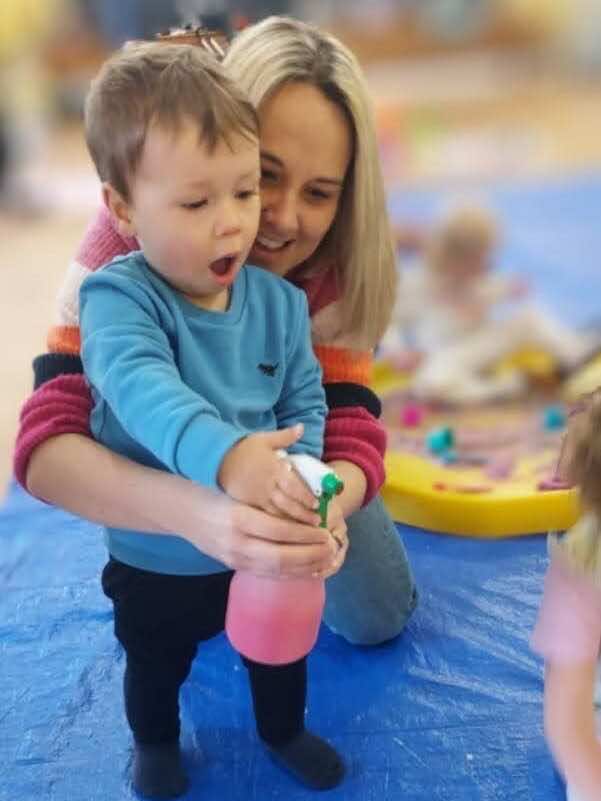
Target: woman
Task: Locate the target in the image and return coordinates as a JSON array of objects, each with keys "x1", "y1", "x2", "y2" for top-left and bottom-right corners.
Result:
[{"x1": 15, "y1": 16, "x2": 417, "y2": 645}]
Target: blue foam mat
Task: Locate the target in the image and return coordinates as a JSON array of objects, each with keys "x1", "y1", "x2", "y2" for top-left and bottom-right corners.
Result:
[{"x1": 1, "y1": 480, "x2": 560, "y2": 801}]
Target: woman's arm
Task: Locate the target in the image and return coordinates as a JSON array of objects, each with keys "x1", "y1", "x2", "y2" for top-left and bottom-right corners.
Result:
[
  {"x1": 17, "y1": 368, "x2": 340, "y2": 578},
  {"x1": 545, "y1": 660, "x2": 601, "y2": 801},
  {"x1": 27, "y1": 433, "x2": 341, "y2": 578},
  {"x1": 292, "y1": 271, "x2": 388, "y2": 510},
  {"x1": 323, "y1": 402, "x2": 386, "y2": 510},
  {"x1": 327, "y1": 459, "x2": 367, "y2": 518}
]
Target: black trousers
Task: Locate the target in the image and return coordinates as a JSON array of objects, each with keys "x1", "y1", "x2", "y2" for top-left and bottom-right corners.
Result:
[{"x1": 102, "y1": 558, "x2": 306, "y2": 746}]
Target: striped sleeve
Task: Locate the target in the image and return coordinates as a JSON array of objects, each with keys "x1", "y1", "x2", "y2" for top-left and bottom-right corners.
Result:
[
  {"x1": 14, "y1": 206, "x2": 137, "y2": 491},
  {"x1": 323, "y1": 406, "x2": 387, "y2": 505},
  {"x1": 47, "y1": 205, "x2": 138, "y2": 355},
  {"x1": 312, "y1": 343, "x2": 386, "y2": 506},
  {"x1": 14, "y1": 374, "x2": 93, "y2": 491}
]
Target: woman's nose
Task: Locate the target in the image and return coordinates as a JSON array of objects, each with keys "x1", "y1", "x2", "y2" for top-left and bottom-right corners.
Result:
[{"x1": 262, "y1": 187, "x2": 298, "y2": 236}]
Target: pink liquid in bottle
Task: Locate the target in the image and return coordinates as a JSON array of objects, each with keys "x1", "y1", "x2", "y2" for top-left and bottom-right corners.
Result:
[
  {"x1": 226, "y1": 454, "x2": 342, "y2": 665},
  {"x1": 225, "y1": 572, "x2": 325, "y2": 665}
]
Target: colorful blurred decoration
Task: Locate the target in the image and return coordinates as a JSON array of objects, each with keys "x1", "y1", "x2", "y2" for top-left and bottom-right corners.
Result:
[
  {"x1": 0, "y1": 0, "x2": 63, "y2": 60},
  {"x1": 0, "y1": 0, "x2": 66, "y2": 211},
  {"x1": 557, "y1": 0, "x2": 601, "y2": 70},
  {"x1": 416, "y1": 0, "x2": 494, "y2": 41}
]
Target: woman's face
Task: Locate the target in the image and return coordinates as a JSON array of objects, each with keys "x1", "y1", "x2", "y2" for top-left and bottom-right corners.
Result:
[{"x1": 248, "y1": 81, "x2": 353, "y2": 277}]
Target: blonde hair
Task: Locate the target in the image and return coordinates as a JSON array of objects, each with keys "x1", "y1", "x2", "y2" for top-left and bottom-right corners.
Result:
[
  {"x1": 553, "y1": 389, "x2": 601, "y2": 581},
  {"x1": 224, "y1": 16, "x2": 397, "y2": 347},
  {"x1": 428, "y1": 206, "x2": 499, "y2": 274},
  {"x1": 85, "y1": 41, "x2": 258, "y2": 202}
]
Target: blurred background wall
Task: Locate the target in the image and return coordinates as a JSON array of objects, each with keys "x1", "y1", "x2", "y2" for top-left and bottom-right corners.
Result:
[{"x1": 2, "y1": 0, "x2": 601, "y2": 497}]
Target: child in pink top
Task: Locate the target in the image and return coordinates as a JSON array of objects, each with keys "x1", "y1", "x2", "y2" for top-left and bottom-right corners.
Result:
[{"x1": 532, "y1": 390, "x2": 601, "y2": 801}]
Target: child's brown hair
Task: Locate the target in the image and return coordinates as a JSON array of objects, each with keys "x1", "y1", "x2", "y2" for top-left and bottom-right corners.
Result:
[{"x1": 85, "y1": 41, "x2": 258, "y2": 202}]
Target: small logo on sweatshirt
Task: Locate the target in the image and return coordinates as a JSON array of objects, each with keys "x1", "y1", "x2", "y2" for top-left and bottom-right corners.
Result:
[{"x1": 258, "y1": 362, "x2": 278, "y2": 377}]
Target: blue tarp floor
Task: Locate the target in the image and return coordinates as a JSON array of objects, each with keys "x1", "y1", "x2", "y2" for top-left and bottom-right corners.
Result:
[
  {"x1": 5, "y1": 171, "x2": 601, "y2": 800},
  {"x1": 1, "y1": 480, "x2": 560, "y2": 801}
]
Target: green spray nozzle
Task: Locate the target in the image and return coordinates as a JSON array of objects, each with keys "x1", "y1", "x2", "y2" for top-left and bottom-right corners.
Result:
[{"x1": 279, "y1": 452, "x2": 344, "y2": 528}]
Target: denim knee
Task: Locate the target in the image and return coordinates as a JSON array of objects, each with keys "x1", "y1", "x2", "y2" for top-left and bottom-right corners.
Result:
[
  {"x1": 323, "y1": 496, "x2": 417, "y2": 646},
  {"x1": 329, "y1": 583, "x2": 418, "y2": 646}
]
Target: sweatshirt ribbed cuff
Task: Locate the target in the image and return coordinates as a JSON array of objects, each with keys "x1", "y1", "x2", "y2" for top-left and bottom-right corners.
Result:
[
  {"x1": 32, "y1": 353, "x2": 84, "y2": 389},
  {"x1": 324, "y1": 382, "x2": 381, "y2": 418}
]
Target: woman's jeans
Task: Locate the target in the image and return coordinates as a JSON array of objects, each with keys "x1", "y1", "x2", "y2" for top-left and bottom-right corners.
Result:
[{"x1": 324, "y1": 495, "x2": 417, "y2": 645}]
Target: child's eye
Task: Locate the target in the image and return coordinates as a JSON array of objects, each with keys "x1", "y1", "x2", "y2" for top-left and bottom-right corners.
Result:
[
  {"x1": 237, "y1": 189, "x2": 258, "y2": 200},
  {"x1": 181, "y1": 199, "x2": 208, "y2": 210}
]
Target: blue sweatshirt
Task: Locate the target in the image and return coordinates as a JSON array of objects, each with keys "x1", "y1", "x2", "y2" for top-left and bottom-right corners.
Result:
[{"x1": 80, "y1": 252, "x2": 326, "y2": 575}]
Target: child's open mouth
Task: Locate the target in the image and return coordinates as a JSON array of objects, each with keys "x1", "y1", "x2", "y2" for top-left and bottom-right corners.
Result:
[{"x1": 209, "y1": 255, "x2": 238, "y2": 285}]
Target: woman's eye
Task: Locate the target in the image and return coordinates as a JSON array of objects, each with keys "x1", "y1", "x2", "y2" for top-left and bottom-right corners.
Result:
[
  {"x1": 181, "y1": 199, "x2": 208, "y2": 210},
  {"x1": 260, "y1": 169, "x2": 278, "y2": 182},
  {"x1": 307, "y1": 188, "x2": 331, "y2": 201}
]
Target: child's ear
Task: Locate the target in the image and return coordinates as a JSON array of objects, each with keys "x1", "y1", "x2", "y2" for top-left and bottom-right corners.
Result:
[{"x1": 102, "y1": 183, "x2": 136, "y2": 237}]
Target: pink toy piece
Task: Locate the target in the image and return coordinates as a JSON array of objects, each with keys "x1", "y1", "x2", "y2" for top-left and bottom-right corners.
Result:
[
  {"x1": 433, "y1": 481, "x2": 493, "y2": 494},
  {"x1": 226, "y1": 572, "x2": 325, "y2": 665},
  {"x1": 401, "y1": 403, "x2": 425, "y2": 428},
  {"x1": 486, "y1": 456, "x2": 515, "y2": 480},
  {"x1": 537, "y1": 477, "x2": 572, "y2": 492},
  {"x1": 457, "y1": 426, "x2": 522, "y2": 451},
  {"x1": 454, "y1": 453, "x2": 489, "y2": 467}
]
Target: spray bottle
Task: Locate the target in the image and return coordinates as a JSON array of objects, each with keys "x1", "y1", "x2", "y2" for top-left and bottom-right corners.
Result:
[{"x1": 225, "y1": 454, "x2": 343, "y2": 664}]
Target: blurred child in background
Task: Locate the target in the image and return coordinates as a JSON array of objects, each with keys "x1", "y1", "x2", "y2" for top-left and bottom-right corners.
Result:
[
  {"x1": 380, "y1": 206, "x2": 596, "y2": 404},
  {"x1": 532, "y1": 389, "x2": 601, "y2": 801}
]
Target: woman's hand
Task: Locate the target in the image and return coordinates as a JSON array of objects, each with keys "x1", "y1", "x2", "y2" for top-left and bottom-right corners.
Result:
[
  {"x1": 27, "y1": 434, "x2": 339, "y2": 579},
  {"x1": 185, "y1": 489, "x2": 341, "y2": 578},
  {"x1": 326, "y1": 459, "x2": 368, "y2": 519},
  {"x1": 310, "y1": 497, "x2": 348, "y2": 579}
]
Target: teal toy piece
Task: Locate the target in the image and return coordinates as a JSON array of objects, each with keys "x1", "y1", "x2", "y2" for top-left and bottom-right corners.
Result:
[
  {"x1": 542, "y1": 405, "x2": 566, "y2": 431},
  {"x1": 426, "y1": 426, "x2": 455, "y2": 454}
]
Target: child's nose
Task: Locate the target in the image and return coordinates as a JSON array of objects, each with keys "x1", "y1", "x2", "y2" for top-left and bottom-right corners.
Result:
[{"x1": 214, "y1": 198, "x2": 241, "y2": 237}]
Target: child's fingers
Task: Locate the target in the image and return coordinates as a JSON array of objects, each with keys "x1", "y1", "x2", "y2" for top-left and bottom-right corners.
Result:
[
  {"x1": 263, "y1": 424, "x2": 304, "y2": 452},
  {"x1": 276, "y1": 461, "x2": 318, "y2": 509},
  {"x1": 269, "y1": 488, "x2": 321, "y2": 526}
]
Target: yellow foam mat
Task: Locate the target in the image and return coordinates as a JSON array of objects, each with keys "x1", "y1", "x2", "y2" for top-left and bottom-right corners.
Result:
[
  {"x1": 381, "y1": 450, "x2": 579, "y2": 537},
  {"x1": 373, "y1": 355, "x2": 581, "y2": 537}
]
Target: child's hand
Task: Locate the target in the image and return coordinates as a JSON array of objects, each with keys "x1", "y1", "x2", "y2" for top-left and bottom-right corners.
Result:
[{"x1": 218, "y1": 425, "x2": 321, "y2": 525}]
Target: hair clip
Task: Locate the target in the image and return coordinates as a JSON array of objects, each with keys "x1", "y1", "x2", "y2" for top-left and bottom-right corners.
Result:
[{"x1": 156, "y1": 26, "x2": 229, "y2": 60}]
